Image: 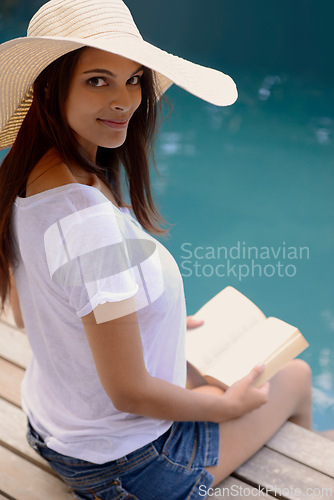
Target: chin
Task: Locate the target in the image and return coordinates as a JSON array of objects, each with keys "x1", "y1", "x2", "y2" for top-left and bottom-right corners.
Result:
[{"x1": 100, "y1": 135, "x2": 127, "y2": 150}]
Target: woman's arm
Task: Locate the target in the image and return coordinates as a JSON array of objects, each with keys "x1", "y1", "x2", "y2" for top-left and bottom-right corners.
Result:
[
  {"x1": 9, "y1": 268, "x2": 25, "y2": 329},
  {"x1": 81, "y1": 299, "x2": 269, "y2": 423}
]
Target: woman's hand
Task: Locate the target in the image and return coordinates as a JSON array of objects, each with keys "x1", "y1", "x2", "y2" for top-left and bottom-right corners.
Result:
[
  {"x1": 186, "y1": 316, "x2": 269, "y2": 420},
  {"x1": 223, "y1": 364, "x2": 270, "y2": 419}
]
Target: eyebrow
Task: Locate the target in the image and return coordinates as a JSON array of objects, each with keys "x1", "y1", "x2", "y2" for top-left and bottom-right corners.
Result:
[{"x1": 82, "y1": 65, "x2": 144, "y2": 77}]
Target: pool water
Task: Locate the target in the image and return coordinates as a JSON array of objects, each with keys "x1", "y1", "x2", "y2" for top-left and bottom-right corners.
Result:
[{"x1": 154, "y1": 68, "x2": 334, "y2": 430}]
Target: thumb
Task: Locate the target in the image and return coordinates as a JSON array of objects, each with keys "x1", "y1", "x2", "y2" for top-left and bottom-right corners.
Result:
[{"x1": 248, "y1": 363, "x2": 266, "y2": 382}]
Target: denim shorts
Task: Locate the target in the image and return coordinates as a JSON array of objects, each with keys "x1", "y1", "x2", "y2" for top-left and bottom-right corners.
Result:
[{"x1": 26, "y1": 419, "x2": 219, "y2": 500}]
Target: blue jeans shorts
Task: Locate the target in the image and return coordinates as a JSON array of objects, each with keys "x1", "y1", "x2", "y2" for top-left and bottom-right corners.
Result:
[{"x1": 26, "y1": 419, "x2": 220, "y2": 500}]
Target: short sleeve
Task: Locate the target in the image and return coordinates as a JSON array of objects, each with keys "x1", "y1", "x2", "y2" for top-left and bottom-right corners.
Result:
[{"x1": 44, "y1": 199, "x2": 139, "y2": 317}]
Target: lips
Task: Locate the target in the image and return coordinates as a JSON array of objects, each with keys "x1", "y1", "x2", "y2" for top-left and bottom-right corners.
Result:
[{"x1": 98, "y1": 118, "x2": 129, "y2": 129}]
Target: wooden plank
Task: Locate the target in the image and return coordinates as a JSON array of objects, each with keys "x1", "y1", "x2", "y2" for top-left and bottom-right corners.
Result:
[
  {"x1": 0, "y1": 446, "x2": 73, "y2": 500},
  {"x1": 235, "y1": 446, "x2": 334, "y2": 500},
  {"x1": 214, "y1": 476, "x2": 271, "y2": 498},
  {"x1": 266, "y1": 421, "x2": 334, "y2": 476},
  {"x1": 0, "y1": 321, "x2": 31, "y2": 369},
  {"x1": 0, "y1": 357, "x2": 24, "y2": 407},
  {"x1": 0, "y1": 398, "x2": 55, "y2": 473}
]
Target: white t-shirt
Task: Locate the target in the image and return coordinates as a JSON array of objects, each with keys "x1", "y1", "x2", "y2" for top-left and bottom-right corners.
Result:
[{"x1": 12, "y1": 183, "x2": 187, "y2": 464}]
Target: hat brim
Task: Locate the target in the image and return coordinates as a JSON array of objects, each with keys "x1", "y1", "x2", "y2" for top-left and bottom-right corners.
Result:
[{"x1": 0, "y1": 35, "x2": 237, "y2": 150}]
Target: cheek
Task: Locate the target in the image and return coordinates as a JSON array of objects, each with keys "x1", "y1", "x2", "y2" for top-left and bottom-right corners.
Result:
[
  {"x1": 65, "y1": 94, "x2": 80, "y2": 130},
  {"x1": 65, "y1": 97, "x2": 99, "y2": 140}
]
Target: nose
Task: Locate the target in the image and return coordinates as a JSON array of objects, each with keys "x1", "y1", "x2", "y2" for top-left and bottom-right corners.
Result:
[{"x1": 109, "y1": 85, "x2": 132, "y2": 112}]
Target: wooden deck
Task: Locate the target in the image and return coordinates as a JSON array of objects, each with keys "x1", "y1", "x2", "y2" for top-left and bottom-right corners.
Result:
[{"x1": 1, "y1": 308, "x2": 334, "y2": 500}]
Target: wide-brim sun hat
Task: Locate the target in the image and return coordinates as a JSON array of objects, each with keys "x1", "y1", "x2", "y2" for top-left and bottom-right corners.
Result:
[{"x1": 0, "y1": 0, "x2": 238, "y2": 151}]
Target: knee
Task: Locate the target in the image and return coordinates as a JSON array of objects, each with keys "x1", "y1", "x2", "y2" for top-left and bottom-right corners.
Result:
[
  {"x1": 285, "y1": 359, "x2": 312, "y2": 389},
  {"x1": 292, "y1": 358, "x2": 312, "y2": 378}
]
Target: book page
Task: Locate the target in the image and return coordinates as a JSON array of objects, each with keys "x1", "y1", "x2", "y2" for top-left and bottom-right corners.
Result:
[
  {"x1": 254, "y1": 332, "x2": 309, "y2": 388},
  {"x1": 205, "y1": 316, "x2": 298, "y2": 386},
  {"x1": 185, "y1": 287, "x2": 266, "y2": 372}
]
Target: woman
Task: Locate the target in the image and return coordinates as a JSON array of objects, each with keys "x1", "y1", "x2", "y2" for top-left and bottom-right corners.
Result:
[{"x1": 0, "y1": 0, "x2": 312, "y2": 498}]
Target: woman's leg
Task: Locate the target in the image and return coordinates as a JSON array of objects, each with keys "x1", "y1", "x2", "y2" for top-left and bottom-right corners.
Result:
[{"x1": 206, "y1": 359, "x2": 312, "y2": 486}]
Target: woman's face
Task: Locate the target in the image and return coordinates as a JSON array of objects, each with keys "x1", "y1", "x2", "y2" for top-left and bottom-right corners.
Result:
[{"x1": 65, "y1": 47, "x2": 144, "y2": 160}]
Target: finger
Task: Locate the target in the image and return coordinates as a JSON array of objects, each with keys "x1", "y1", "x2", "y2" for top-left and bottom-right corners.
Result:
[
  {"x1": 248, "y1": 363, "x2": 266, "y2": 382},
  {"x1": 186, "y1": 316, "x2": 204, "y2": 329}
]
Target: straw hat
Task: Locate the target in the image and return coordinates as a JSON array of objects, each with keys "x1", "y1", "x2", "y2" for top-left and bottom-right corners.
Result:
[{"x1": 0, "y1": 0, "x2": 237, "y2": 151}]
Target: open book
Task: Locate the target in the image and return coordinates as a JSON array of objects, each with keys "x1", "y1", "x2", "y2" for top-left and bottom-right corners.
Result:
[{"x1": 185, "y1": 286, "x2": 309, "y2": 388}]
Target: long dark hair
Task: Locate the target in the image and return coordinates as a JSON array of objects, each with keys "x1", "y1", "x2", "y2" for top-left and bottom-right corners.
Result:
[{"x1": 0, "y1": 47, "x2": 169, "y2": 312}]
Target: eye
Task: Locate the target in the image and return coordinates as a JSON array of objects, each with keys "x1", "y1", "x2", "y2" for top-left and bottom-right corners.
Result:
[
  {"x1": 127, "y1": 75, "x2": 142, "y2": 86},
  {"x1": 87, "y1": 77, "x2": 108, "y2": 87}
]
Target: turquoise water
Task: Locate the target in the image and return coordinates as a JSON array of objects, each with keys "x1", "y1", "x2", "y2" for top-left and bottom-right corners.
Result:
[{"x1": 154, "y1": 69, "x2": 334, "y2": 430}]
